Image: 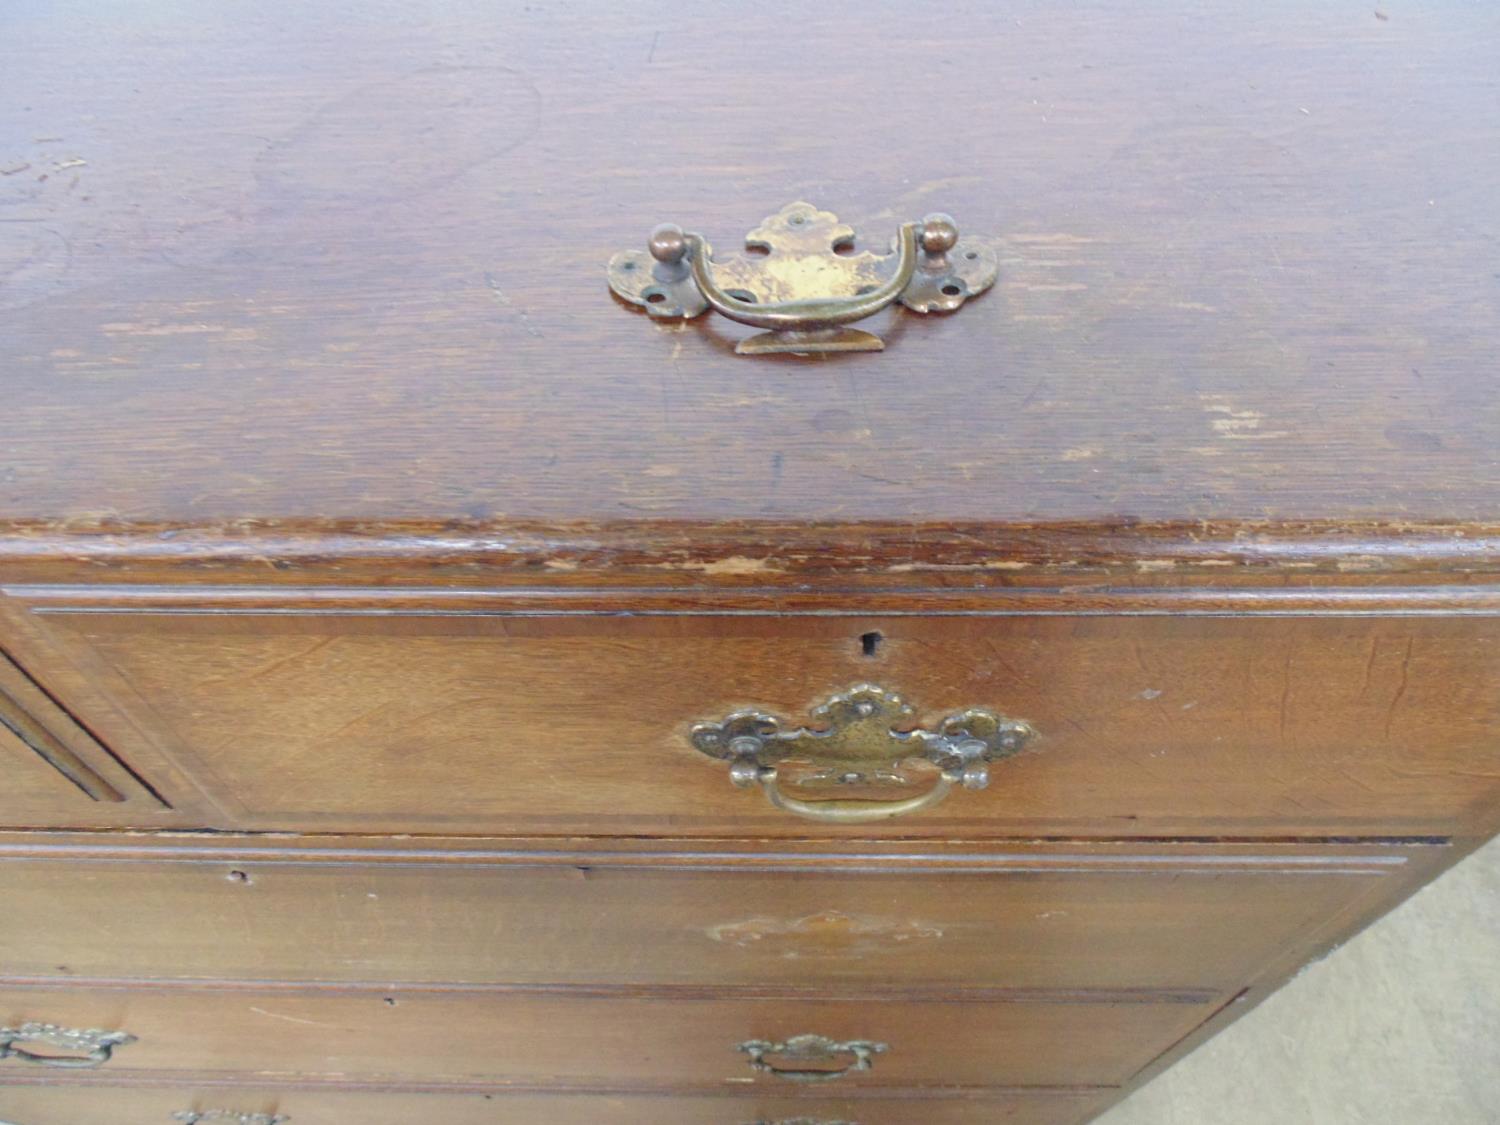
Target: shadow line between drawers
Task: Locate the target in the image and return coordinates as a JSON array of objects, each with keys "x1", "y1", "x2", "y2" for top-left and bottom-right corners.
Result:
[
  {"x1": 0, "y1": 1071, "x2": 1120, "y2": 1098},
  {"x1": 0, "y1": 978, "x2": 1222, "y2": 1005},
  {"x1": 0, "y1": 839, "x2": 1419, "y2": 874}
]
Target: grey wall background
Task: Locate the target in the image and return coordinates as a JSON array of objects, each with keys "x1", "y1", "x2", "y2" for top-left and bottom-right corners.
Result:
[{"x1": 1099, "y1": 837, "x2": 1500, "y2": 1124}]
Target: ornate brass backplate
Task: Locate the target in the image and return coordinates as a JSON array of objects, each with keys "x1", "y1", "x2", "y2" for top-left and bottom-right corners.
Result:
[
  {"x1": 608, "y1": 201, "x2": 998, "y2": 354},
  {"x1": 0, "y1": 1022, "x2": 136, "y2": 1069},
  {"x1": 737, "y1": 1033, "x2": 888, "y2": 1083},
  {"x1": 173, "y1": 1114, "x2": 289, "y2": 1125},
  {"x1": 690, "y1": 684, "x2": 1034, "y2": 823}
]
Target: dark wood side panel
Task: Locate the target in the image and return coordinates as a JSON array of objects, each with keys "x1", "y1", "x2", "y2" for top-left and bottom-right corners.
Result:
[
  {"x1": 6, "y1": 593, "x2": 1497, "y2": 837},
  {"x1": 0, "y1": 1083, "x2": 1105, "y2": 1125},
  {"x1": 0, "y1": 843, "x2": 1409, "y2": 993}
]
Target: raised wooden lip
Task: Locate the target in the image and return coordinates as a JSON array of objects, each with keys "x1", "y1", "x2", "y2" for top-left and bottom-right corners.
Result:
[
  {"x1": 11, "y1": 582, "x2": 1500, "y2": 616},
  {"x1": 1, "y1": 518, "x2": 1499, "y2": 583}
]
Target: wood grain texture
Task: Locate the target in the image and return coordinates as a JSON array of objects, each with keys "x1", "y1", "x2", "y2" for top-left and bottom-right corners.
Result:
[
  {"x1": 3, "y1": 1, "x2": 1499, "y2": 542},
  {"x1": 0, "y1": 986, "x2": 1219, "y2": 1090},
  {"x1": 7, "y1": 598, "x2": 1496, "y2": 837},
  {"x1": 0, "y1": 843, "x2": 1406, "y2": 991},
  {"x1": 0, "y1": 1084, "x2": 1107, "y2": 1125}
]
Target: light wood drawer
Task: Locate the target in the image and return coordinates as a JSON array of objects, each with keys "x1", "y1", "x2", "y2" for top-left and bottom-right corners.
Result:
[
  {"x1": 7, "y1": 593, "x2": 1499, "y2": 838},
  {"x1": 0, "y1": 840, "x2": 1409, "y2": 992},
  {"x1": 0, "y1": 1082, "x2": 1105, "y2": 1125},
  {"x1": 0, "y1": 985, "x2": 1217, "y2": 1091}
]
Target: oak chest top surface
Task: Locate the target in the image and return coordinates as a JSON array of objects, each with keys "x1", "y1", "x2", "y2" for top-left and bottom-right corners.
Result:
[{"x1": 3, "y1": 1, "x2": 1498, "y2": 552}]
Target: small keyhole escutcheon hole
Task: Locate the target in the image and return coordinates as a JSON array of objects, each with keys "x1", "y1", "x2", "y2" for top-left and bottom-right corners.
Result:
[{"x1": 861, "y1": 631, "x2": 884, "y2": 658}]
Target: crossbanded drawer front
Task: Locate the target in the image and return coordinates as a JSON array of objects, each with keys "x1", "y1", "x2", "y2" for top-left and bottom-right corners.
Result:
[
  {"x1": 0, "y1": 1083, "x2": 1105, "y2": 1125},
  {"x1": 0, "y1": 844, "x2": 1410, "y2": 992},
  {"x1": 0, "y1": 986, "x2": 1218, "y2": 1090},
  {"x1": 0, "y1": 653, "x2": 162, "y2": 826},
  {"x1": 7, "y1": 593, "x2": 1497, "y2": 838}
]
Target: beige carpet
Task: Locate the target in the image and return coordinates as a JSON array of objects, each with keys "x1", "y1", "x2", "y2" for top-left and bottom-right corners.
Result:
[{"x1": 1099, "y1": 837, "x2": 1500, "y2": 1124}]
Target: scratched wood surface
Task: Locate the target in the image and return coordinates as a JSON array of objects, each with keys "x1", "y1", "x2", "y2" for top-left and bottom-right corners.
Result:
[{"x1": 3, "y1": 0, "x2": 1499, "y2": 538}]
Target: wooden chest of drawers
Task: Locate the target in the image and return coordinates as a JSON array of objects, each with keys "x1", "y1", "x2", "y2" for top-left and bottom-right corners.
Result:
[{"x1": 3, "y1": 2, "x2": 1499, "y2": 1122}]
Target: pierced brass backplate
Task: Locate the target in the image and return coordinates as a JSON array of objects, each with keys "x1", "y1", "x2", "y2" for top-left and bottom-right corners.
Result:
[
  {"x1": 174, "y1": 1114, "x2": 289, "y2": 1125},
  {"x1": 691, "y1": 684, "x2": 1034, "y2": 823},
  {"x1": 608, "y1": 201, "x2": 998, "y2": 354}
]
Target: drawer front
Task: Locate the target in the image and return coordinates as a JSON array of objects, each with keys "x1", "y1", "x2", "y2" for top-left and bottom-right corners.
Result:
[
  {"x1": 0, "y1": 986, "x2": 1216, "y2": 1090},
  {"x1": 0, "y1": 1084, "x2": 1103, "y2": 1125},
  {"x1": 0, "y1": 845, "x2": 1406, "y2": 992},
  {"x1": 7, "y1": 596, "x2": 1498, "y2": 837}
]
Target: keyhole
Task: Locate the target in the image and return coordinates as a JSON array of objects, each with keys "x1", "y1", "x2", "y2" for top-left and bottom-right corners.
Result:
[{"x1": 860, "y1": 631, "x2": 883, "y2": 658}]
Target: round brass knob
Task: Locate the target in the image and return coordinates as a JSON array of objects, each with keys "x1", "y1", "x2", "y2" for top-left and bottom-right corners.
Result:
[
  {"x1": 919, "y1": 212, "x2": 959, "y2": 255},
  {"x1": 648, "y1": 222, "x2": 688, "y2": 265}
]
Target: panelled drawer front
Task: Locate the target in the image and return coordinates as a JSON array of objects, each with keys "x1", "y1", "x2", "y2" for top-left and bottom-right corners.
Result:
[
  {"x1": 0, "y1": 1085, "x2": 1104, "y2": 1125},
  {"x1": 8, "y1": 597, "x2": 1499, "y2": 837},
  {"x1": 0, "y1": 987, "x2": 1216, "y2": 1089},
  {"x1": 0, "y1": 847, "x2": 1404, "y2": 991}
]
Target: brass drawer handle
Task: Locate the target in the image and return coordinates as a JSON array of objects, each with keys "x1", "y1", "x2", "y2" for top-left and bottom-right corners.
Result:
[
  {"x1": 692, "y1": 684, "x2": 1034, "y2": 824},
  {"x1": 608, "y1": 201, "x2": 997, "y2": 354},
  {"x1": 173, "y1": 1113, "x2": 289, "y2": 1124},
  {"x1": 0, "y1": 1022, "x2": 136, "y2": 1069},
  {"x1": 737, "y1": 1034, "x2": 887, "y2": 1084}
]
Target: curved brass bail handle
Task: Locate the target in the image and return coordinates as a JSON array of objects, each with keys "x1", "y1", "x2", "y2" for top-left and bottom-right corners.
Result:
[
  {"x1": 757, "y1": 766, "x2": 957, "y2": 824},
  {"x1": 692, "y1": 686, "x2": 1036, "y2": 826},
  {"x1": 738, "y1": 1035, "x2": 887, "y2": 1084},
  {"x1": 682, "y1": 223, "x2": 919, "y2": 331},
  {"x1": 0, "y1": 1024, "x2": 136, "y2": 1070}
]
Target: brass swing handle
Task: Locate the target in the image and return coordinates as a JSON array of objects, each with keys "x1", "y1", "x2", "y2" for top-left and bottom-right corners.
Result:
[
  {"x1": 607, "y1": 201, "x2": 999, "y2": 354},
  {"x1": 0, "y1": 1023, "x2": 136, "y2": 1069},
  {"x1": 679, "y1": 221, "x2": 919, "y2": 331},
  {"x1": 737, "y1": 1034, "x2": 887, "y2": 1084},
  {"x1": 691, "y1": 685, "x2": 1035, "y2": 825}
]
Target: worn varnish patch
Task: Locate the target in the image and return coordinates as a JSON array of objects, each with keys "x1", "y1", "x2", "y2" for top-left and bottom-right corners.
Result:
[{"x1": 706, "y1": 910, "x2": 945, "y2": 957}]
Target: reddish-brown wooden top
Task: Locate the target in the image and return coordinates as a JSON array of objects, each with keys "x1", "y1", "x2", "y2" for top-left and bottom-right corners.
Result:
[{"x1": 3, "y1": 2, "x2": 1498, "y2": 558}]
